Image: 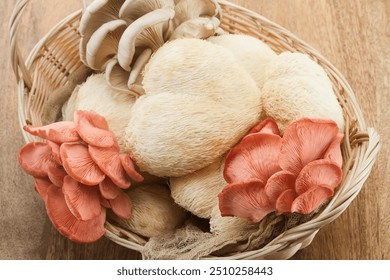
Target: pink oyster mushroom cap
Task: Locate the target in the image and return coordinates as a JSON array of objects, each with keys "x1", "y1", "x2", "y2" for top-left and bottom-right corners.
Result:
[{"x1": 219, "y1": 118, "x2": 344, "y2": 222}]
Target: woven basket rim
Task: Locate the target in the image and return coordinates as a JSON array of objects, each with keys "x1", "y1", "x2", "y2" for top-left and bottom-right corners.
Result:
[{"x1": 9, "y1": 0, "x2": 380, "y2": 260}]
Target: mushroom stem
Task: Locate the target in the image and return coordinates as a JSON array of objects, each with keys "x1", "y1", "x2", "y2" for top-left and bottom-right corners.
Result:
[
  {"x1": 128, "y1": 48, "x2": 152, "y2": 86},
  {"x1": 129, "y1": 84, "x2": 145, "y2": 96},
  {"x1": 105, "y1": 59, "x2": 142, "y2": 96}
]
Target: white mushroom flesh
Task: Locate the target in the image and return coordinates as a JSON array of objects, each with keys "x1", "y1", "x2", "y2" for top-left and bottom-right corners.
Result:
[
  {"x1": 169, "y1": 157, "x2": 226, "y2": 219},
  {"x1": 209, "y1": 205, "x2": 256, "y2": 235},
  {"x1": 208, "y1": 34, "x2": 278, "y2": 90},
  {"x1": 261, "y1": 52, "x2": 345, "y2": 132},
  {"x1": 125, "y1": 39, "x2": 262, "y2": 177},
  {"x1": 112, "y1": 184, "x2": 188, "y2": 238}
]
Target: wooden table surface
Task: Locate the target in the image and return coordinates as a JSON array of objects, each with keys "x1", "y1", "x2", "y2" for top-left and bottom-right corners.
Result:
[{"x1": 0, "y1": 0, "x2": 388, "y2": 260}]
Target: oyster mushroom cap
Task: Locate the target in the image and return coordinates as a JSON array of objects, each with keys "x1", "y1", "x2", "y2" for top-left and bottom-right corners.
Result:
[
  {"x1": 46, "y1": 184, "x2": 106, "y2": 243},
  {"x1": 105, "y1": 59, "x2": 134, "y2": 94},
  {"x1": 109, "y1": 184, "x2": 188, "y2": 238},
  {"x1": 86, "y1": 19, "x2": 127, "y2": 70},
  {"x1": 105, "y1": 58, "x2": 146, "y2": 96},
  {"x1": 208, "y1": 34, "x2": 278, "y2": 90},
  {"x1": 174, "y1": 0, "x2": 220, "y2": 24},
  {"x1": 119, "y1": 0, "x2": 174, "y2": 22},
  {"x1": 261, "y1": 52, "x2": 344, "y2": 132},
  {"x1": 169, "y1": 157, "x2": 226, "y2": 219},
  {"x1": 117, "y1": 7, "x2": 175, "y2": 71},
  {"x1": 79, "y1": 0, "x2": 125, "y2": 63}
]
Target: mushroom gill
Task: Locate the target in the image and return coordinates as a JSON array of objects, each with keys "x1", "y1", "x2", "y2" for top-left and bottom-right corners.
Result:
[
  {"x1": 80, "y1": 0, "x2": 125, "y2": 63},
  {"x1": 79, "y1": 0, "x2": 222, "y2": 95}
]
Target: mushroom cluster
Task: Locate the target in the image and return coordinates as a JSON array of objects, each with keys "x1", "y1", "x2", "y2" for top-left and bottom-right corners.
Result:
[
  {"x1": 80, "y1": 0, "x2": 221, "y2": 95},
  {"x1": 219, "y1": 118, "x2": 343, "y2": 222},
  {"x1": 18, "y1": 0, "x2": 347, "y2": 249},
  {"x1": 18, "y1": 110, "x2": 144, "y2": 242}
]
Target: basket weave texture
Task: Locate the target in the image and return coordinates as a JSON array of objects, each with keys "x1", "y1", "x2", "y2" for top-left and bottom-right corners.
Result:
[{"x1": 9, "y1": 0, "x2": 380, "y2": 259}]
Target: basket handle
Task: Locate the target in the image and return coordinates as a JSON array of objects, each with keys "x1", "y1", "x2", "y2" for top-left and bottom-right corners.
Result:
[
  {"x1": 8, "y1": 0, "x2": 92, "y2": 90},
  {"x1": 9, "y1": 0, "x2": 33, "y2": 89}
]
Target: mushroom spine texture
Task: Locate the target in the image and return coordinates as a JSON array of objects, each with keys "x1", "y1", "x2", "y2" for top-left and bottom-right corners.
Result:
[
  {"x1": 125, "y1": 38, "x2": 262, "y2": 177},
  {"x1": 207, "y1": 34, "x2": 278, "y2": 90},
  {"x1": 62, "y1": 74, "x2": 136, "y2": 150},
  {"x1": 111, "y1": 184, "x2": 187, "y2": 238},
  {"x1": 169, "y1": 157, "x2": 226, "y2": 219},
  {"x1": 210, "y1": 205, "x2": 256, "y2": 235},
  {"x1": 261, "y1": 52, "x2": 344, "y2": 132}
]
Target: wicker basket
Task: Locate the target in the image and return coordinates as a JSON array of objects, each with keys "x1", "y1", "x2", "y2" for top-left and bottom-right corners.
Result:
[{"x1": 9, "y1": 0, "x2": 380, "y2": 259}]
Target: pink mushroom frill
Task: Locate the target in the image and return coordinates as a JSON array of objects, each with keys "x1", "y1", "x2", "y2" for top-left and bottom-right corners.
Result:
[
  {"x1": 18, "y1": 110, "x2": 144, "y2": 243},
  {"x1": 218, "y1": 118, "x2": 344, "y2": 222}
]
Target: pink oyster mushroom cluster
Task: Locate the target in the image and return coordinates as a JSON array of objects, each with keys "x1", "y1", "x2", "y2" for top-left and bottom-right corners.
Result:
[
  {"x1": 18, "y1": 110, "x2": 143, "y2": 243},
  {"x1": 219, "y1": 118, "x2": 344, "y2": 222}
]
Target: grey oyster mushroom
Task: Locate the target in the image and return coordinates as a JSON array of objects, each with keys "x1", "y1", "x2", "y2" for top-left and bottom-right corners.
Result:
[{"x1": 79, "y1": 0, "x2": 221, "y2": 95}]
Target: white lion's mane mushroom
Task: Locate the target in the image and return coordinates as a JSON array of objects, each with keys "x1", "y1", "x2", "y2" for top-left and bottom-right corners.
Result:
[
  {"x1": 208, "y1": 34, "x2": 277, "y2": 90},
  {"x1": 209, "y1": 205, "x2": 256, "y2": 235},
  {"x1": 261, "y1": 52, "x2": 345, "y2": 132},
  {"x1": 125, "y1": 38, "x2": 262, "y2": 177},
  {"x1": 169, "y1": 157, "x2": 226, "y2": 219},
  {"x1": 109, "y1": 184, "x2": 188, "y2": 238},
  {"x1": 79, "y1": 0, "x2": 221, "y2": 95}
]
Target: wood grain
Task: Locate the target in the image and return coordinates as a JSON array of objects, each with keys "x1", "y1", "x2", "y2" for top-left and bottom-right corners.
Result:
[{"x1": 0, "y1": 0, "x2": 388, "y2": 260}]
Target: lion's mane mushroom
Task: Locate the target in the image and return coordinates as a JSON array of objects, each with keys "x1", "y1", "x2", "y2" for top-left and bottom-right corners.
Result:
[
  {"x1": 110, "y1": 184, "x2": 188, "y2": 237},
  {"x1": 62, "y1": 74, "x2": 136, "y2": 150},
  {"x1": 208, "y1": 34, "x2": 277, "y2": 90},
  {"x1": 209, "y1": 205, "x2": 256, "y2": 235},
  {"x1": 125, "y1": 38, "x2": 262, "y2": 177},
  {"x1": 261, "y1": 52, "x2": 344, "y2": 132},
  {"x1": 169, "y1": 157, "x2": 226, "y2": 219},
  {"x1": 169, "y1": 154, "x2": 256, "y2": 237},
  {"x1": 79, "y1": 0, "x2": 221, "y2": 95}
]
